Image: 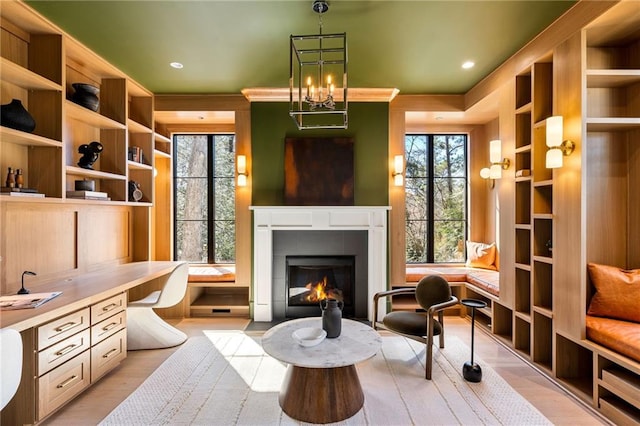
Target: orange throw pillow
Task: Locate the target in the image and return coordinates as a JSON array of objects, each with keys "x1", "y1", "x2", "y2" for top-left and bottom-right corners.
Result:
[
  {"x1": 465, "y1": 241, "x2": 497, "y2": 271},
  {"x1": 587, "y1": 263, "x2": 640, "y2": 323}
]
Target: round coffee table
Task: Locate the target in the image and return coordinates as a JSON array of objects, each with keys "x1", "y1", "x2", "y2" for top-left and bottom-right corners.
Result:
[{"x1": 262, "y1": 317, "x2": 381, "y2": 424}]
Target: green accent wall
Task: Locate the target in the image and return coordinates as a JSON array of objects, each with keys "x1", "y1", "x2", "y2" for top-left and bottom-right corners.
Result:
[{"x1": 251, "y1": 102, "x2": 389, "y2": 206}]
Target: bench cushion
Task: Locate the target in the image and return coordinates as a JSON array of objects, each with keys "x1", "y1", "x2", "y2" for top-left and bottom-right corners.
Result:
[
  {"x1": 406, "y1": 266, "x2": 499, "y2": 297},
  {"x1": 587, "y1": 263, "x2": 640, "y2": 323},
  {"x1": 188, "y1": 265, "x2": 235, "y2": 282},
  {"x1": 586, "y1": 315, "x2": 640, "y2": 363},
  {"x1": 466, "y1": 270, "x2": 500, "y2": 297}
]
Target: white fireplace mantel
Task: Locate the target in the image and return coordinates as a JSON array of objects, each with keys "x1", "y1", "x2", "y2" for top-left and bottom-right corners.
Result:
[{"x1": 250, "y1": 206, "x2": 390, "y2": 322}]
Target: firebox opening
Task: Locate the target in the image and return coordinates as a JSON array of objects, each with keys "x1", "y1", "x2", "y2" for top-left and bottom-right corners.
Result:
[{"x1": 286, "y1": 255, "x2": 355, "y2": 318}]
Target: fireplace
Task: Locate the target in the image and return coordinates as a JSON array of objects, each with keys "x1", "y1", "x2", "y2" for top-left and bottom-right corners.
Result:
[
  {"x1": 286, "y1": 255, "x2": 355, "y2": 318},
  {"x1": 250, "y1": 206, "x2": 389, "y2": 322}
]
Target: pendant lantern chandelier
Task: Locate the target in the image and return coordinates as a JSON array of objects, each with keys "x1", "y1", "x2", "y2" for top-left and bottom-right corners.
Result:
[{"x1": 290, "y1": 0, "x2": 348, "y2": 130}]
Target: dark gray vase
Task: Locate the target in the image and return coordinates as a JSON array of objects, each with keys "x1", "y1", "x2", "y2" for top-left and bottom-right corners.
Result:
[
  {"x1": 321, "y1": 298, "x2": 343, "y2": 338},
  {"x1": 70, "y1": 83, "x2": 100, "y2": 112},
  {"x1": 0, "y1": 99, "x2": 36, "y2": 133}
]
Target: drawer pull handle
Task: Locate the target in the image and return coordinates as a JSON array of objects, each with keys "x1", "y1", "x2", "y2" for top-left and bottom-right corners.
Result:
[
  {"x1": 56, "y1": 375, "x2": 78, "y2": 388},
  {"x1": 55, "y1": 344, "x2": 77, "y2": 356},
  {"x1": 102, "y1": 348, "x2": 118, "y2": 358},
  {"x1": 102, "y1": 303, "x2": 118, "y2": 312},
  {"x1": 102, "y1": 322, "x2": 118, "y2": 331},
  {"x1": 54, "y1": 322, "x2": 77, "y2": 332}
]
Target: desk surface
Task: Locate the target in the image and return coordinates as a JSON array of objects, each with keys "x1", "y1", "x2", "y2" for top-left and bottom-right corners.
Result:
[
  {"x1": 261, "y1": 318, "x2": 381, "y2": 368},
  {"x1": 0, "y1": 261, "x2": 182, "y2": 332}
]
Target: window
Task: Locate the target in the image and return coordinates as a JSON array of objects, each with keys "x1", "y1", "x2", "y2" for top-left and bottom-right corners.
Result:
[
  {"x1": 174, "y1": 134, "x2": 236, "y2": 264},
  {"x1": 405, "y1": 134, "x2": 468, "y2": 263}
]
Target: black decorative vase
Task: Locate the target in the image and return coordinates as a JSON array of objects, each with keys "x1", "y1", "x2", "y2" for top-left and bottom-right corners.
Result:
[
  {"x1": 0, "y1": 99, "x2": 36, "y2": 133},
  {"x1": 321, "y1": 298, "x2": 343, "y2": 338},
  {"x1": 70, "y1": 83, "x2": 100, "y2": 112}
]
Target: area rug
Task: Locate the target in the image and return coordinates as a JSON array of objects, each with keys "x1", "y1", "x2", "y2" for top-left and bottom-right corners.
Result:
[{"x1": 100, "y1": 331, "x2": 551, "y2": 425}]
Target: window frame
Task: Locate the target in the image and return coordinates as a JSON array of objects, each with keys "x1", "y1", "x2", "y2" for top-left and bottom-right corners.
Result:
[
  {"x1": 405, "y1": 133, "x2": 469, "y2": 264},
  {"x1": 173, "y1": 133, "x2": 236, "y2": 264}
]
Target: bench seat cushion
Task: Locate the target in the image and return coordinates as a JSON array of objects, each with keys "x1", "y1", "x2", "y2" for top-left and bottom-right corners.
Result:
[
  {"x1": 405, "y1": 267, "x2": 468, "y2": 283},
  {"x1": 586, "y1": 315, "x2": 640, "y2": 363},
  {"x1": 466, "y1": 270, "x2": 500, "y2": 297},
  {"x1": 188, "y1": 265, "x2": 235, "y2": 282},
  {"x1": 405, "y1": 266, "x2": 500, "y2": 297}
]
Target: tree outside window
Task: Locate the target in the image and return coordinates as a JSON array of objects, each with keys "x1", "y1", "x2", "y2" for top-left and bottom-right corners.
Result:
[
  {"x1": 174, "y1": 134, "x2": 235, "y2": 264},
  {"x1": 405, "y1": 134, "x2": 467, "y2": 263}
]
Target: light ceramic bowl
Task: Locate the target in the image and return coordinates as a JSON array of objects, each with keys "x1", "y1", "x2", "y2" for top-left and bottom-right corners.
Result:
[{"x1": 292, "y1": 327, "x2": 326, "y2": 347}]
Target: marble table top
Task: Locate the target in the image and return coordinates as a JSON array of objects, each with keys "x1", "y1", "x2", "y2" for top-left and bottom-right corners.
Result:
[{"x1": 262, "y1": 318, "x2": 382, "y2": 369}]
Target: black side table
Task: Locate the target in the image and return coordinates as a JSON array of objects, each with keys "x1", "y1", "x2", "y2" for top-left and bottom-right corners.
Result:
[{"x1": 461, "y1": 298, "x2": 488, "y2": 382}]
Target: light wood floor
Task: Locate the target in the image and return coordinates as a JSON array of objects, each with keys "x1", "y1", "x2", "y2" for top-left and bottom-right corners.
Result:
[{"x1": 41, "y1": 317, "x2": 607, "y2": 425}]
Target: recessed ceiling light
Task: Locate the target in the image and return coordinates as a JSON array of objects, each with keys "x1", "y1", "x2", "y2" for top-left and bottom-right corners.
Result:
[
  {"x1": 462, "y1": 61, "x2": 475, "y2": 69},
  {"x1": 170, "y1": 62, "x2": 184, "y2": 69}
]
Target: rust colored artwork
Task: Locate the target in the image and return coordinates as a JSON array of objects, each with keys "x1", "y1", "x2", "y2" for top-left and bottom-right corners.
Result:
[{"x1": 284, "y1": 137, "x2": 354, "y2": 205}]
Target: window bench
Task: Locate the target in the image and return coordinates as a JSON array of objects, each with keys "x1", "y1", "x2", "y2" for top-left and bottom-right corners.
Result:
[
  {"x1": 405, "y1": 265, "x2": 499, "y2": 298},
  {"x1": 186, "y1": 265, "x2": 248, "y2": 317},
  {"x1": 397, "y1": 265, "x2": 500, "y2": 327}
]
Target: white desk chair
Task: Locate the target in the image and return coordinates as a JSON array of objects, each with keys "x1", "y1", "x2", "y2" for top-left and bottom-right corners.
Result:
[
  {"x1": 127, "y1": 262, "x2": 189, "y2": 350},
  {"x1": 1, "y1": 328, "x2": 23, "y2": 410}
]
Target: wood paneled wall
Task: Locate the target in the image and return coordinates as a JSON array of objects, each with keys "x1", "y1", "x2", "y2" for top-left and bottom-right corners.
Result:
[{"x1": 0, "y1": 202, "x2": 134, "y2": 293}]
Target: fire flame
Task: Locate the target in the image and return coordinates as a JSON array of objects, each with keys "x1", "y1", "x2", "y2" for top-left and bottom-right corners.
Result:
[{"x1": 304, "y1": 276, "x2": 342, "y2": 302}]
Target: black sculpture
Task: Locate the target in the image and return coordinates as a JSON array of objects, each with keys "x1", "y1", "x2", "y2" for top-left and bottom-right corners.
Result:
[{"x1": 78, "y1": 141, "x2": 103, "y2": 169}]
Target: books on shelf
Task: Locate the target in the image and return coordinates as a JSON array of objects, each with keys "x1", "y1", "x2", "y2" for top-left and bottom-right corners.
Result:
[
  {"x1": 1, "y1": 187, "x2": 38, "y2": 193},
  {"x1": 66, "y1": 190, "x2": 110, "y2": 200},
  {"x1": 1, "y1": 188, "x2": 45, "y2": 198},
  {"x1": 0, "y1": 291, "x2": 62, "y2": 310}
]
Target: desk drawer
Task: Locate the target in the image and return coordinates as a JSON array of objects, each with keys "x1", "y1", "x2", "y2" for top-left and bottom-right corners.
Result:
[
  {"x1": 38, "y1": 308, "x2": 90, "y2": 350},
  {"x1": 91, "y1": 310, "x2": 126, "y2": 345},
  {"x1": 38, "y1": 329, "x2": 91, "y2": 376},
  {"x1": 91, "y1": 328, "x2": 127, "y2": 381},
  {"x1": 91, "y1": 293, "x2": 126, "y2": 324},
  {"x1": 38, "y1": 349, "x2": 90, "y2": 420}
]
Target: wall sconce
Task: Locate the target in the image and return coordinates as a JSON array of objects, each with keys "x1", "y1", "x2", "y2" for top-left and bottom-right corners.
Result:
[
  {"x1": 392, "y1": 155, "x2": 404, "y2": 186},
  {"x1": 546, "y1": 116, "x2": 575, "y2": 168},
  {"x1": 237, "y1": 155, "x2": 248, "y2": 187},
  {"x1": 480, "y1": 139, "x2": 510, "y2": 180}
]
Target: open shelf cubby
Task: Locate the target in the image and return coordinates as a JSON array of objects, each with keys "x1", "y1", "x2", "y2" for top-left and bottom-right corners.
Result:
[
  {"x1": 532, "y1": 312, "x2": 553, "y2": 370},
  {"x1": 515, "y1": 112, "x2": 532, "y2": 149},
  {"x1": 533, "y1": 183, "x2": 552, "y2": 215},
  {"x1": 516, "y1": 72, "x2": 532, "y2": 109},
  {"x1": 515, "y1": 180, "x2": 531, "y2": 225},
  {"x1": 532, "y1": 61, "x2": 553, "y2": 123},
  {"x1": 515, "y1": 268, "x2": 531, "y2": 314},
  {"x1": 514, "y1": 316, "x2": 531, "y2": 357},
  {"x1": 556, "y1": 334, "x2": 594, "y2": 401},
  {"x1": 492, "y1": 302, "x2": 513, "y2": 343},
  {"x1": 533, "y1": 260, "x2": 553, "y2": 311},
  {"x1": 533, "y1": 218, "x2": 553, "y2": 257},
  {"x1": 515, "y1": 148, "x2": 531, "y2": 174},
  {"x1": 515, "y1": 228, "x2": 531, "y2": 265}
]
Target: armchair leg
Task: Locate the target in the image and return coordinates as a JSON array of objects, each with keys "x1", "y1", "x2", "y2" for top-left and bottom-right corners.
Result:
[
  {"x1": 438, "y1": 311, "x2": 445, "y2": 348},
  {"x1": 425, "y1": 330, "x2": 434, "y2": 380}
]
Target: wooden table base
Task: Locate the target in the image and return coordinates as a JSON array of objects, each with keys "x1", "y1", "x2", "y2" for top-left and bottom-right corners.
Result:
[{"x1": 279, "y1": 364, "x2": 364, "y2": 424}]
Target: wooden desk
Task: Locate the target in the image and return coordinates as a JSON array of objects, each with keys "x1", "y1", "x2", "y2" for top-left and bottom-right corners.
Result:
[{"x1": 0, "y1": 261, "x2": 181, "y2": 424}]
